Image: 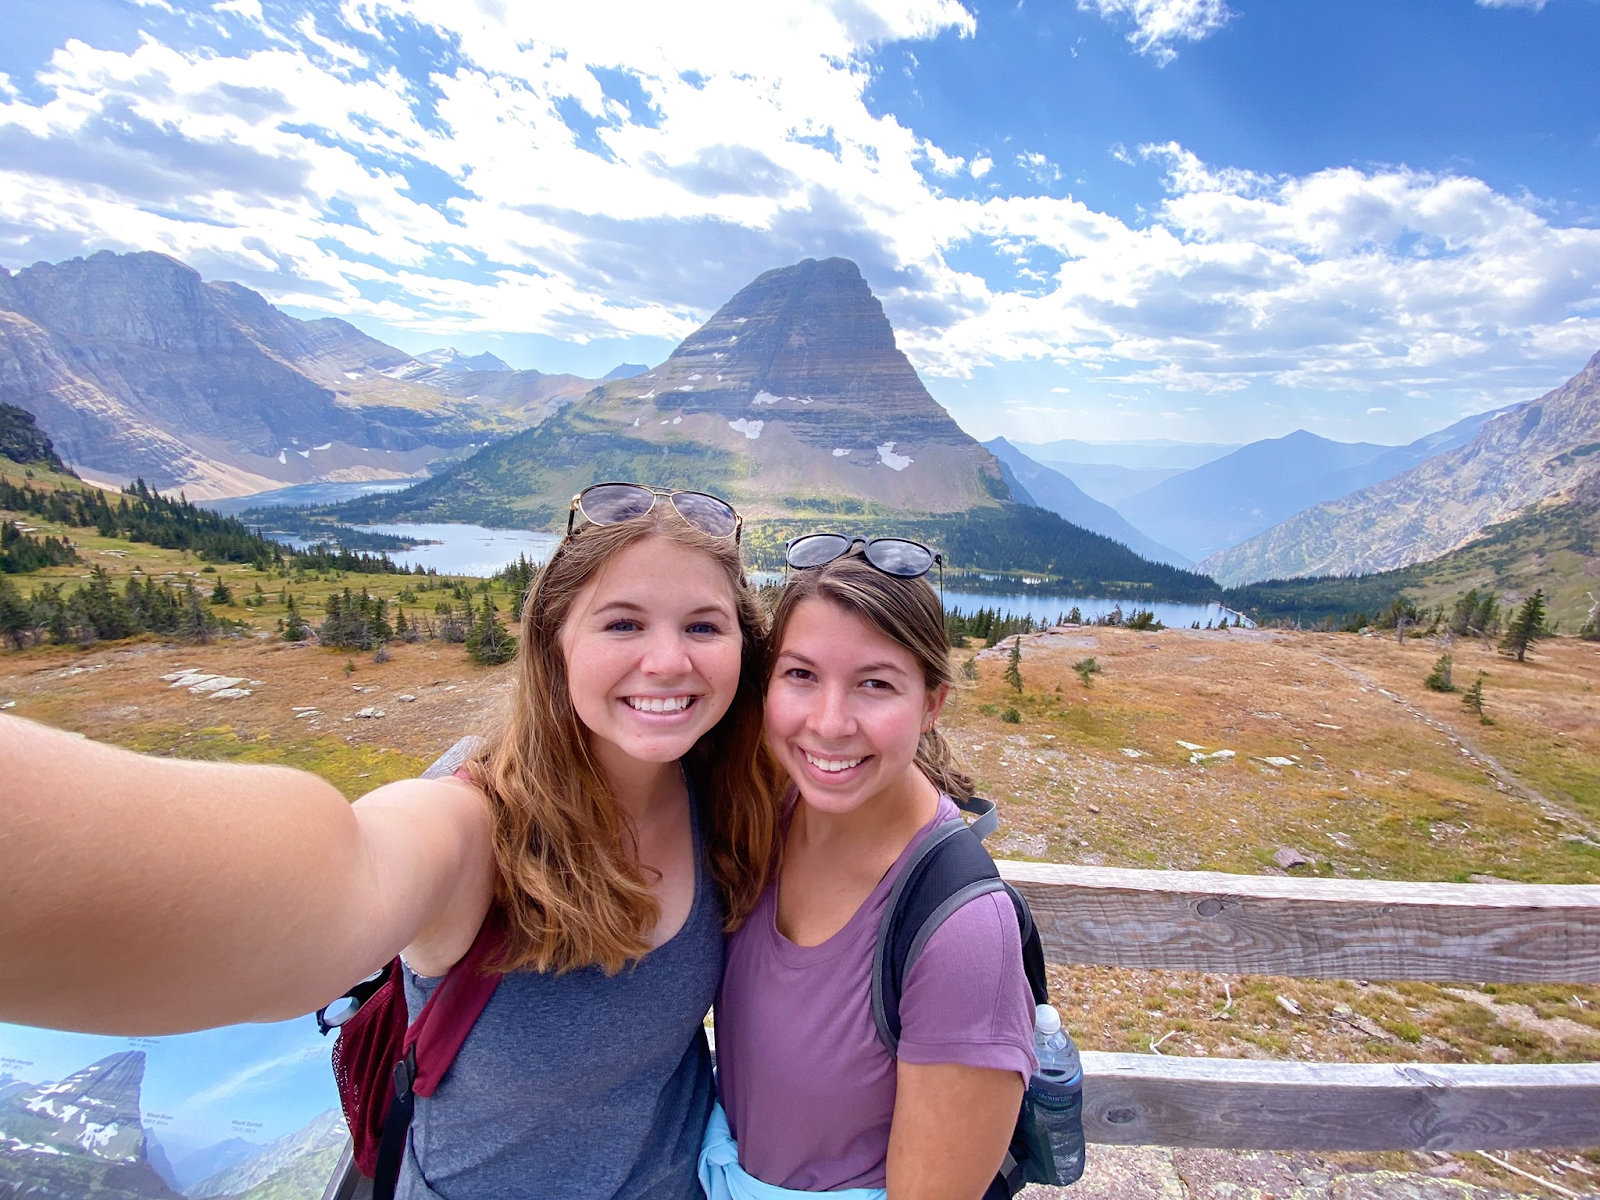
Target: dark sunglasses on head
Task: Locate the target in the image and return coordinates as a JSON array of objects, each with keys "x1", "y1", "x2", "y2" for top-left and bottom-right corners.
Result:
[
  {"x1": 784, "y1": 533, "x2": 943, "y2": 586},
  {"x1": 567, "y1": 482, "x2": 743, "y2": 543}
]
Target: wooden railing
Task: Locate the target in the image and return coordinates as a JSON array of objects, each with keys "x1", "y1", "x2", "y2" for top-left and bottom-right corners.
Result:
[
  {"x1": 1000, "y1": 862, "x2": 1600, "y2": 1152},
  {"x1": 320, "y1": 866, "x2": 1600, "y2": 1200}
]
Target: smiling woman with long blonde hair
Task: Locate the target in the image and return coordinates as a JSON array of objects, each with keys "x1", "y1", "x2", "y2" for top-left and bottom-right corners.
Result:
[{"x1": 0, "y1": 483, "x2": 782, "y2": 1200}]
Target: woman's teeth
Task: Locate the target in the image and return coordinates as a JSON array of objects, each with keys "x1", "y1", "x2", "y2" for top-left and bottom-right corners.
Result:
[
  {"x1": 804, "y1": 751, "x2": 863, "y2": 773},
  {"x1": 625, "y1": 695, "x2": 694, "y2": 713}
]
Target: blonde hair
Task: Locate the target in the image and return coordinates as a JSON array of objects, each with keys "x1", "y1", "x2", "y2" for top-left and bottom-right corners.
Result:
[
  {"x1": 468, "y1": 510, "x2": 781, "y2": 975},
  {"x1": 767, "y1": 553, "x2": 974, "y2": 801}
]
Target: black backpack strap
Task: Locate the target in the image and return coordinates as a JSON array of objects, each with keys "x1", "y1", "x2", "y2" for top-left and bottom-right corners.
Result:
[
  {"x1": 372, "y1": 1046, "x2": 415, "y2": 1200},
  {"x1": 1002, "y1": 881, "x2": 1050, "y2": 1007},
  {"x1": 871, "y1": 818, "x2": 1008, "y2": 1056}
]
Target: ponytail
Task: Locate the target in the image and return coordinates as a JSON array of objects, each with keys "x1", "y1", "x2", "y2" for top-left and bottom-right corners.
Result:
[{"x1": 915, "y1": 727, "x2": 974, "y2": 802}]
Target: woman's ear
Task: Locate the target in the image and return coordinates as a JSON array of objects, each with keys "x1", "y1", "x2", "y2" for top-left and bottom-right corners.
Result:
[{"x1": 923, "y1": 682, "x2": 951, "y2": 731}]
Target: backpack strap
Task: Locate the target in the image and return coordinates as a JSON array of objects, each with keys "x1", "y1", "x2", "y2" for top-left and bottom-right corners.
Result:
[
  {"x1": 372, "y1": 907, "x2": 506, "y2": 1200},
  {"x1": 871, "y1": 800, "x2": 1050, "y2": 1056},
  {"x1": 872, "y1": 817, "x2": 1007, "y2": 1056}
]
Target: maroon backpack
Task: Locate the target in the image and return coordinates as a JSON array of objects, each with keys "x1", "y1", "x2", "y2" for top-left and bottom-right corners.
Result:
[{"x1": 319, "y1": 907, "x2": 507, "y2": 1200}]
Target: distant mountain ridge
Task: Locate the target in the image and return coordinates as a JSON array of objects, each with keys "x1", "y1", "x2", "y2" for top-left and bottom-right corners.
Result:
[
  {"x1": 1116, "y1": 410, "x2": 1503, "y2": 563},
  {"x1": 983, "y1": 438, "x2": 1189, "y2": 566},
  {"x1": 1202, "y1": 351, "x2": 1600, "y2": 585},
  {"x1": 415, "y1": 347, "x2": 512, "y2": 373},
  {"x1": 0, "y1": 251, "x2": 598, "y2": 498}
]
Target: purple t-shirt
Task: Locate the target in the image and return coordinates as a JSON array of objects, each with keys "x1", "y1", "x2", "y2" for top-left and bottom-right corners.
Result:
[{"x1": 714, "y1": 797, "x2": 1037, "y2": 1191}]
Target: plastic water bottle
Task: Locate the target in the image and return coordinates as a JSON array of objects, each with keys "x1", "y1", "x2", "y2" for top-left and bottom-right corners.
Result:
[{"x1": 1025, "y1": 1003, "x2": 1085, "y2": 1185}]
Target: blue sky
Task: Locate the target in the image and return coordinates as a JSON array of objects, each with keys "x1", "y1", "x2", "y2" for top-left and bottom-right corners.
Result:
[{"x1": 1, "y1": 0, "x2": 1597, "y2": 446}]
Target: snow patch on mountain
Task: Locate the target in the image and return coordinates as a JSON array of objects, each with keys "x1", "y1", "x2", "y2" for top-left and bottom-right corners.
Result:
[{"x1": 877, "y1": 442, "x2": 912, "y2": 471}]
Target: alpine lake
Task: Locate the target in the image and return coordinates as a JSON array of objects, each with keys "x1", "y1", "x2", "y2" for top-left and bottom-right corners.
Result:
[{"x1": 208, "y1": 482, "x2": 1246, "y2": 628}]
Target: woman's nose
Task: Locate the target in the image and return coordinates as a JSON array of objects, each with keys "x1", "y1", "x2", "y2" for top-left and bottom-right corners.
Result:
[
  {"x1": 806, "y1": 686, "x2": 855, "y2": 738},
  {"x1": 639, "y1": 630, "x2": 693, "y2": 676}
]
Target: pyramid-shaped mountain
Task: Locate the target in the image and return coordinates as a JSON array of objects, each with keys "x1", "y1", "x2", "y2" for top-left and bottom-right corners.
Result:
[
  {"x1": 0, "y1": 1051, "x2": 180, "y2": 1199},
  {"x1": 585, "y1": 256, "x2": 1006, "y2": 514},
  {"x1": 340, "y1": 257, "x2": 1007, "y2": 523},
  {"x1": 327, "y1": 258, "x2": 1215, "y2": 594}
]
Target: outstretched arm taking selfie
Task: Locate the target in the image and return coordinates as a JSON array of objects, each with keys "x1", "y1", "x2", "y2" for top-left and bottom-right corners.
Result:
[{"x1": 0, "y1": 714, "x2": 495, "y2": 1035}]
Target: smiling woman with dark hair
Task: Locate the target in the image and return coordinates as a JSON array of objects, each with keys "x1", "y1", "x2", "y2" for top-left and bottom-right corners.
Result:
[{"x1": 705, "y1": 540, "x2": 1036, "y2": 1200}]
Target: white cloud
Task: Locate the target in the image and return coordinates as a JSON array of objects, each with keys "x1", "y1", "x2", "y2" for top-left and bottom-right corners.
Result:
[
  {"x1": 1476, "y1": 0, "x2": 1547, "y2": 8},
  {"x1": 1367, "y1": 406, "x2": 1388, "y2": 413},
  {"x1": 1077, "y1": 0, "x2": 1234, "y2": 65},
  {"x1": 0, "y1": 0, "x2": 1595, "y2": 421},
  {"x1": 921, "y1": 138, "x2": 966, "y2": 176}
]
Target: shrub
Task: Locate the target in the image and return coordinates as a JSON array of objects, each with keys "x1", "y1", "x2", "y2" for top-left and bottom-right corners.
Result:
[{"x1": 1423, "y1": 653, "x2": 1455, "y2": 693}]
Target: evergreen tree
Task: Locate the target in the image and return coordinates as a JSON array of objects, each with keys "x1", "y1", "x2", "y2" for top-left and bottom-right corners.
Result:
[
  {"x1": 179, "y1": 581, "x2": 213, "y2": 644},
  {"x1": 210, "y1": 578, "x2": 233, "y2": 605},
  {"x1": 283, "y1": 594, "x2": 309, "y2": 642},
  {"x1": 1073, "y1": 656, "x2": 1100, "y2": 687},
  {"x1": 0, "y1": 576, "x2": 28, "y2": 649},
  {"x1": 960, "y1": 655, "x2": 978, "y2": 682},
  {"x1": 1461, "y1": 673, "x2": 1487, "y2": 721},
  {"x1": 1066, "y1": 606, "x2": 1082, "y2": 625},
  {"x1": 1003, "y1": 639, "x2": 1023, "y2": 693},
  {"x1": 1423, "y1": 653, "x2": 1455, "y2": 693},
  {"x1": 466, "y1": 595, "x2": 516, "y2": 665},
  {"x1": 1499, "y1": 590, "x2": 1547, "y2": 662}
]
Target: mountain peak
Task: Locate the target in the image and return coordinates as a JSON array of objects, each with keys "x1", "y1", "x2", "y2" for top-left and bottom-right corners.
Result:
[
  {"x1": 415, "y1": 348, "x2": 512, "y2": 373},
  {"x1": 574, "y1": 256, "x2": 999, "y2": 512}
]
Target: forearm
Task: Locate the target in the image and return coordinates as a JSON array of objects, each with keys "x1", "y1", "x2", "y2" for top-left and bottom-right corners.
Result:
[
  {"x1": 0, "y1": 715, "x2": 469, "y2": 1033},
  {"x1": 887, "y1": 1062, "x2": 1023, "y2": 1200}
]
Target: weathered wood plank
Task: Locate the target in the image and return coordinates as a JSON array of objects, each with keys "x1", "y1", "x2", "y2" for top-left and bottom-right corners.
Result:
[
  {"x1": 998, "y1": 863, "x2": 1600, "y2": 982},
  {"x1": 1080, "y1": 1052, "x2": 1600, "y2": 1150}
]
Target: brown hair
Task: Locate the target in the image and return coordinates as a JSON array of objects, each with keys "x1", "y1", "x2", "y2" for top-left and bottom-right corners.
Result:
[
  {"x1": 766, "y1": 552, "x2": 974, "y2": 801},
  {"x1": 467, "y1": 510, "x2": 781, "y2": 975}
]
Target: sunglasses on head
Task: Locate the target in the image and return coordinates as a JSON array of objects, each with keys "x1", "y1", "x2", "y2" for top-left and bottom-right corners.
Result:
[
  {"x1": 567, "y1": 482, "x2": 743, "y2": 543},
  {"x1": 784, "y1": 533, "x2": 944, "y2": 599}
]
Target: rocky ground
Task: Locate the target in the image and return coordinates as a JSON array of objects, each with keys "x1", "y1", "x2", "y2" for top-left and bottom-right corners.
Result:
[{"x1": 3, "y1": 619, "x2": 1597, "y2": 1198}]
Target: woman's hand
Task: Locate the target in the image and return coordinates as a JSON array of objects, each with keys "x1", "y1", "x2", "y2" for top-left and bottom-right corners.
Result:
[
  {"x1": 0, "y1": 715, "x2": 494, "y2": 1034},
  {"x1": 886, "y1": 1061, "x2": 1024, "y2": 1200}
]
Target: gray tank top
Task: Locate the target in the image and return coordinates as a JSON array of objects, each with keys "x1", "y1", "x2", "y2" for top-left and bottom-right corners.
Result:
[{"x1": 398, "y1": 786, "x2": 722, "y2": 1200}]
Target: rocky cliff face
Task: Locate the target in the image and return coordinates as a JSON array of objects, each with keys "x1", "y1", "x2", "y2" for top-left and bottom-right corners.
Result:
[
  {"x1": 0, "y1": 400, "x2": 71, "y2": 471},
  {"x1": 0, "y1": 1051, "x2": 180, "y2": 1200},
  {"x1": 0, "y1": 252, "x2": 595, "y2": 498},
  {"x1": 1201, "y1": 350, "x2": 1600, "y2": 585}
]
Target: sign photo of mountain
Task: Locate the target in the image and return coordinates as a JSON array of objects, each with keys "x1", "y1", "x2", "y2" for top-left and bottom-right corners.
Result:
[{"x1": 0, "y1": 1020, "x2": 346, "y2": 1200}]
